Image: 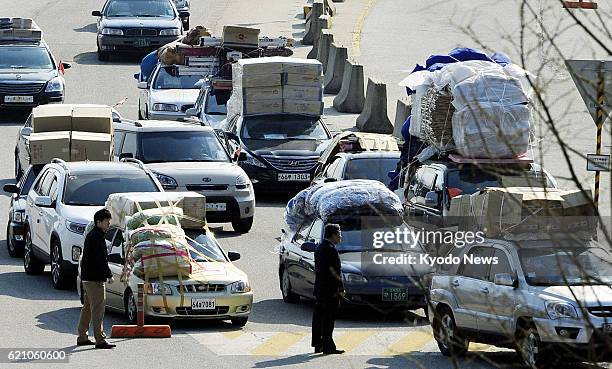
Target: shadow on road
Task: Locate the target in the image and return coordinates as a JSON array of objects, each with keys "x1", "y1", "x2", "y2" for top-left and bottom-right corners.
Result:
[
  {"x1": 35, "y1": 306, "x2": 123, "y2": 335},
  {"x1": 73, "y1": 23, "x2": 97, "y2": 33},
  {"x1": 0, "y1": 110, "x2": 29, "y2": 124},
  {"x1": 73, "y1": 51, "x2": 143, "y2": 66},
  {"x1": 252, "y1": 353, "x2": 318, "y2": 368},
  {"x1": 0, "y1": 271, "x2": 77, "y2": 300}
]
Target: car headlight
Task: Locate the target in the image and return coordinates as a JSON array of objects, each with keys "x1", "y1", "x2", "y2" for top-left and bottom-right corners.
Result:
[
  {"x1": 236, "y1": 173, "x2": 251, "y2": 189},
  {"x1": 230, "y1": 280, "x2": 251, "y2": 294},
  {"x1": 72, "y1": 246, "x2": 82, "y2": 262},
  {"x1": 244, "y1": 153, "x2": 266, "y2": 168},
  {"x1": 153, "y1": 171, "x2": 178, "y2": 190},
  {"x1": 66, "y1": 221, "x2": 87, "y2": 235},
  {"x1": 101, "y1": 28, "x2": 123, "y2": 36},
  {"x1": 160, "y1": 28, "x2": 181, "y2": 36},
  {"x1": 545, "y1": 301, "x2": 578, "y2": 319},
  {"x1": 152, "y1": 103, "x2": 179, "y2": 112},
  {"x1": 343, "y1": 272, "x2": 368, "y2": 284},
  {"x1": 145, "y1": 282, "x2": 173, "y2": 295},
  {"x1": 13, "y1": 210, "x2": 24, "y2": 223},
  {"x1": 45, "y1": 76, "x2": 64, "y2": 93}
]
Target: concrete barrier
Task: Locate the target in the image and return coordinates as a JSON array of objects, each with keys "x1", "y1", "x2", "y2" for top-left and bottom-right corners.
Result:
[
  {"x1": 302, "y1": 1, "x2": 325, "y2": 45},
  {"x1": 323, "y1": 43, "x2": 347, "y2": 94},
  {"x1": 356, "y1": 78, "x2": 393, "y2": 134},
  {"x1": 333, "y1": 60, "x2": 365, "y2": 113},
  {"x1": 315, "y1": 30, "x2": 334, "y2": 70},
  {"x1": 393, "y1": 98, "x2": 412, "y2": 140},
  {"x1": 307, "y1": 17, "x2": 331, "y2": 59}
]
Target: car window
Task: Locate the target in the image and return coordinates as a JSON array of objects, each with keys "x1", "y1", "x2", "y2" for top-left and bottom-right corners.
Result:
[
  {"x1": 205, "y1": 91, "x2": 229, "y2": 115},
  {"x1": 105, "y1": 0, "x2": 175, "y2": 18},
  {"x1": 113, "y1": 131, "x2": 126, "y2": 156},
  {"x1": 241, "y1": 115, "x2": 329, "y2": 140},
  {"x1": 122, "y1": 133, "x2": 138, "y2": 156},
  {"x1": 308, "y1": 220, "x2": 324, "y2": 243},
  {"x1": 24, "y1": 114, "x2": 33, "y2": 128},
  {"x1": 153, "y1": 66, "x2": 203, "y2": 89},
  {"x1": 48, "y1": 176, "x2": 59, "y2": 200},
  {"x1": 458, "y1": 247, "x2": 493, "y2": 280},
  {"x1": 19, "y1": 166, "x2": 42, "y2": 196},
  {"x1": 32, "y1": 171, "x2": 49, "y2": 195},
  {"x1": 295, "y1": 221, "x2": 313, "y2": 242},
  {"x1": 140, "y1": 131, "x2": 230, "y2": 163},
  {"x1": 38, "y1": 171, "x2": 55, "y2": 196},
  {"x1": 488, "y1": 249, "x2": 513, "y2": 282},
  {"x1": 344, "y1": 157, "x2": 399, "y2": 185},
  {"x1": 63, "y1": 173, "x2": 158, "y2": 206},
  {"x1": 324, "y1": 157, "x2": 341, "y2": 177}
]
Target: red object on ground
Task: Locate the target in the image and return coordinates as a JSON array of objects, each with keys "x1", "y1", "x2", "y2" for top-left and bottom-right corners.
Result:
[
  {"x1": 563, "y1": 1, "x2": 598, "y2": 9},
  {"x1": 111, "y1": 283, "x2": 172, "y2": 338}
]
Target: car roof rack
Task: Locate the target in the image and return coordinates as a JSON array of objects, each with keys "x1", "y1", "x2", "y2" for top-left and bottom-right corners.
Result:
[
  {"x1": 119, "y1": 119, "x2": 142, "y2": 127},
  {"x1": 50, "y1": 158, "x2": 70, "y2": 173},
  {"x1": 120, "y1": 157, "x2": 146, "y2": 170}
]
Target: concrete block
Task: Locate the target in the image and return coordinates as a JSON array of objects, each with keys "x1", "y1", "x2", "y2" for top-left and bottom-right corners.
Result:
[
  {"x1": 356, "y1": 78, "x2": 393, "y2": 134},
  {"x1": 323, "y1": 43, "x2": 348, "y2": 94},
  {"x1": 333, "y1": 60, "x2": 365, "y2": 113},
  {"x1": 393, "y1": 98, "x2": 412, "y2": 140},
  {"x1": 323, "y1": 0, "x2": 336, "y2": 16},
  {"x1": 302, "y1": 1, "x2": 325, "y2": 45},
  {"x1": 307, "y1": 16, "x2": 331, "y2": 59},
  {"x1": 315, "y1": 30, "x2": 334, "y2": 71}
]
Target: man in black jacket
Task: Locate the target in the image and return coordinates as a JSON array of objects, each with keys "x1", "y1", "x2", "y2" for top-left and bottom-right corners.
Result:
[
  {"x1": 77, "y1": 209, "x2": 116, "y2": 349},
  {"x1": 311, "y1": 223, "x2": 345, "y2": 355}
]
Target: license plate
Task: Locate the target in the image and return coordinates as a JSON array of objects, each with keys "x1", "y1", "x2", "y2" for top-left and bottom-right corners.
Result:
[
  {"x1": 382, "y1": 288, "x2": 408, "y2": 302},
  {"x1": 206, "y1": 203, "x2": 227, "y2": 212},
  {"x1": 4, "y1": 95, "x2": 33, "y2": 103},
  {"x1": 134, "y1": 38, "x2": 150, "y2": 47},
  {"x1": 278, "y1": 173, "x2": 310, "y2": 182},
  {"x1": 191, "y1": 298, "x2": 216, "y2": 310},
  {"x1": 604, "y1": 323, "x2": 612, "y2": 333}
]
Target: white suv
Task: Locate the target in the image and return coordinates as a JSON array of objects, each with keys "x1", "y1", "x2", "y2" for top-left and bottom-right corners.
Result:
[
  {"x1": 23, "y1": 159, "x2": 163, "y2": 289},
  {"x1": 112, "y1": 119, "x2": 256, "y2": 232}
]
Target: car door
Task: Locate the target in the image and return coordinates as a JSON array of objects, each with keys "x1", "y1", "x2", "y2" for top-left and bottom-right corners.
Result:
[
  {"x1": 120, "y1": 132, "x2": 139, "y2": 159},
  {"x1": 286, "y1": 220, "x2": 313, "y2": 295},
  {"x1": 112, "y1": 130, "x2": 126, "y2": 161},
  {"x1": 29, "y1": 170, "x2": 53, "y2": 250},
  {"x1": 300, "y1": 219, "x2": 323, "y2": 298},
  {"x1": 141, "y1": 67, "x2": 156, "y2": 117},
  {"x1": 18, "y1": 114, "x2": 33, "y2": 168},
  {"x1": 105, "y1": 228, "x2": 126, "y2": 309},
  {"x1": 40, "y1": 171, "x2": 60, "y2": 251}
]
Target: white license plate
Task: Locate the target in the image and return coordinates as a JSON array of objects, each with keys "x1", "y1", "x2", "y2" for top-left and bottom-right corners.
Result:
[
  {"x1": 206, "y1": 203, "x2": 227, "y2": 212},
  {"x1": 4, "y1": 96, "x2": 33, "y2": 103},
  {"x1": 191, "y1": 298, "x2": 216, "y2": 310},
  {"x1": 278, "y1": 173, "x2": 310, "y2": 182},
  {"x1": 604, "y1": 323, "x2": 612, "y2": 333}
]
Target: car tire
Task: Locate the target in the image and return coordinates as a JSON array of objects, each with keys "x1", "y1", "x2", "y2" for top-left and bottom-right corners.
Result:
[
  {"x1": 138, "y1": 104, "x2": 144, "y2": 120},
  {"x1": 518, "y1": 326, "x2": 548, "y2": 369},
  {"x1": 6, "y1": 222, "x2": 24, "y2": 258},
  {"x1": 14, "y1": 152, "x2": 22, "y2": 181},
  {"x1": 125, "y1": 290, "x2": 137, "y2": 324},
  {"x1": 51, "y1": 239, "x2": 73, "y2": 290},
  {"x1": 232, "y1": 217, "x2": 253, "y2": 233},
  {"x1": 280, "y1": 267, "x2": 300, "y2": 303},
  {"x1": 433, "y1": 307, "x2": 468, "y2": 357},
  {"x1": 24, "y1": 227, "x2": 44, "y2": 275},
  {"x1": 97, "y1": 47, "x2": 109, "y2": 62},
  {"x1": 230, "y1": 317, "x2": 248, "y2": 327}
]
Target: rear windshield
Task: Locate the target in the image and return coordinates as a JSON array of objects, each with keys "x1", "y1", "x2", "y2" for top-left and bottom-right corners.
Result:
[
  {"x1": 0, "y1": 46, "x2": 53, "y2": 70},
  {"x1": 63, "y1": 174, "x2": 158, "y2": 206},
  {"x1": 345, "y1": 157, "x2": 399, "y2": 185}
]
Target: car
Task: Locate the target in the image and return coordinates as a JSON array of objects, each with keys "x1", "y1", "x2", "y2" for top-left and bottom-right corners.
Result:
[
  {"x1": 14, "y1": 104, "x2": 123, "y2": 180},
  {"x1": 312, "y1": 151, "x2": 400, "y2": 187},
  {"x1": 3, "y1": 164, "x2": 44, "y2": 257},
  {"x1": 112, "y1": 119, "x2": 256, "y2": 232},
  {"x1": 187, "y1": 83, "x2": 229, "y2": 128},
  {"x1": 92, "y1": 0, "x2": 186, "y2": 61},
  {"x1": 278, "y1": 216, "x2": 433, "y2": 312},
  {"x1": 428, "y1": 239, "x2": 612, "y2": 367},
  {"x1": 77, "y1": 228, "x2": 252, "y2": 325},
  {"x1": 221, "y1": 113, "x2": 332, "y2": 192},
  {"x1": 137, "y1": 64, "x2": 204, "y2": 120},
  {"x1": 23, "y1": 159, "x2": 163, "y2": 289},
  {"x1": 0, "y1": 19, "x2": 70, "y2": 111}
]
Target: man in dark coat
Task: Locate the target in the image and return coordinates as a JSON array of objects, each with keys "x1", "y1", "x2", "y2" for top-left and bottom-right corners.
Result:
[
  {"x1": 77, "y1": 209, "x2": 116, "y2": 349},
  {"x1": 311, "y1": 223, "x2": 345, "y2": 354}
]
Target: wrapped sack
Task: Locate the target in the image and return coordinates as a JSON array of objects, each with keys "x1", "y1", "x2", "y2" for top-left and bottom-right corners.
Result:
[
  {"x1": 451, "y1": 74, "x2": 527, "y2": 111},
  {"x1": 126, "y1": 207, "x2": 182, "y2": 230},
  {"x1": 452, "y1": 103, "x2": 532, "y2": 158},
  {"x1": 157, "y1": 41, "x2": 187, "y2": 65},
  {"x1": 129, "y1": 226, "x2": 183, "y2": 246},
  {"x1": 131, "y1": 239, "x2": 192, "y2": 278},
  {"x1": 284, "y1": 187, "x2": 312, "y2": 231}
]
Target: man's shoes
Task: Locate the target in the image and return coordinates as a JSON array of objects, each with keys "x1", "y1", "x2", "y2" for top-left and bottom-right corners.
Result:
[
  {"x1": 95, "y1": 341, "x2": 116, "y2": 349},
  {"x1": 323, "y1": 349, "x2": 345, "y2": 355},
  {"x1": 314, "y1": 346, "x2": 323, "y2": 354},
  {"x1": 76, "y1": 339, "x2": 95, "y2": 346}
]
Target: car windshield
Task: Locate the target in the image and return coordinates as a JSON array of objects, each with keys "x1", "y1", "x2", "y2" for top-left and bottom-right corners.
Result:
[
  {"x1": 141, "y1": 131, "x2": 230, "y2": 163},
  {"x1": 105, "y1": 0, "x2": 175, "y2": 18},
  {"x1": 153, "y1": 67, "x2": 202, "y2": 89},
  {"x1": 19, "y1": 166, "x2": 44, "y2": 197},
  {"x1": 241, "y1": 115, "x2": 329, "y2": 140},
  {"x1": 63, "y1": 174, "x2": 158, "y2": 206},
  {"x1": 0, "y1": 46, "x2": 53, "y2": 70},
  {"x1": 335, "y1": 219, "x2": 411, "y2": 253},
  {"x1": 345, "y1": 157, "x2": 399, "y2": 185},
  {"x1": 205, "y1": 92, "x2": 228, "y2": 115},
  {"x1": 519, "y1": 246, "x2": 612, "y2": 286},
  {"x1": 446, "y1": 165, "x2": 553, "y2": 197},
  {"x1": 188, "y1": 234, "x2": 228, "y2": 262}
]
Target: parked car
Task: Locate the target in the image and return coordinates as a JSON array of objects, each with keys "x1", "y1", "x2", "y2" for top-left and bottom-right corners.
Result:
[
  {"x1": 3, "y1": 164, "x2": 44, "y2": 257},
  {"x1": 112, "y1": 119, "x2": 255, "y2": 232},
  {"x1": 187, "y1": 83, "x2": 229, "y2": 128},
  {"x1": 93, "y1": 0, "x2": 186, "y2": 61},
  {"x1": 23, "y1": 159, "x2": 163, "y2": 289},
  {"x1": 428, "y1": 239, "x2": 612, "y2": 367},
  {"x1": 77, "y1": 228, "x2": 252, "y2": 326},
  {"x1": 221, "y1": 114, "x2": 332, "y2": 192},
  {"x1": 312, "y1": 151, "x2": 400, "y2": 187}
]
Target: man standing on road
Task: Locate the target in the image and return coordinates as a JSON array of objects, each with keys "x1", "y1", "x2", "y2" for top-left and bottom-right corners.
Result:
[
  {"x1": 311, "y1": 224, "x2": 345, "y2": 355},
  {"x1": 77, "y1": 209, "x2": 116, "y2": 349}
]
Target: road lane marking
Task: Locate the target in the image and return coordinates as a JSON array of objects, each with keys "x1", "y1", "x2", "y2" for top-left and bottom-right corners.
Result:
[
  {"x1": 222, "y1": 331, "x2": 244, "y2": 340},
  {"x1": 334, "y1": 330, "x2": 376, "y2": 352},
  {"x1": 250, "y1": 332, "x2": 307, "y2": 356},
  {"x1": 384, "y1": 330, "x2": 433, "y2": 355},
  {"x1": 352, "y1": 0, "x2": 377, "y2": 57}
]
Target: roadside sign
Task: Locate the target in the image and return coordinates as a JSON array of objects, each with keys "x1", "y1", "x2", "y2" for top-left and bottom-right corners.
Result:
[
  {"x1": 565, "y1": 60, "x2": 612, "y2": 125},
  {"x1": 587, "y1": 154, "x2": 611, "y2": 172}
]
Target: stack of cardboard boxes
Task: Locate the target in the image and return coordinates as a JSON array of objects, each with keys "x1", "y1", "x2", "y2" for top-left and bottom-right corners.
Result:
[
  {"x1": 0, "y1": 18, "x2": 42, "y2": 40},
  {"x1": 29, "y1": 105, "x2": 113, "y2": 164}
]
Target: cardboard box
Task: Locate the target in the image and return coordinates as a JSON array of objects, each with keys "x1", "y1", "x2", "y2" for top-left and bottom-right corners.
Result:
[
  {"x1": 283, "y1": 99, "x2": 323, "y2": 116},
  {"x1": 244, "y1": 99, "x2": 284, "y2": 115},
  {"x1": 29, "y1": 131, "x2": 70, "y2": 164},
  {"x1": 32, "y1": 105, "x2": 73, "y2": 133},
  {"x1": 284, "y1": 73, "x2": 323, "y2": 87},
  {"x1": 281, "y1": 59, "x2": 322, "y2": 76},
  {"x1": 243, "y1": 86, "x2": 283, "y2": 100},
  {"x1": 283, "y1": 85, "x2": 322, "y2": 101},
  {"x1": 222, "y1": 25, "x2": 260, "y2": 48},
  {"x1": 12, "y1": 28, "x2": 42, "y2": 39},
  {"x1": 71, "y1": 106, "x2": 113, "y2": 134},
  {"x1": 239, "y1": 74, "x2": 283, "y2": 88},
  {"x1": 70, "y1": 132, "x2": 112, "y2": 161}
]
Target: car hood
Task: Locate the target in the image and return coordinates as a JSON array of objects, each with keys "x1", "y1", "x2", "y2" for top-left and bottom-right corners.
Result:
[
  {"x1": 339, "y1": 251, "x2": 434, "y2": 277},
  {"x1": 160, "y1": 262, "x2": 248, "y2": 285},
  {"x1": 145, "y1": 161, "x2": 244, "y2": 186},
  {"x1": 0, "y1": 68, "x2": 57, "y2": 82},
  {"x1": 537, "y1": 285, "x2": 612, "y2": 307},
  {"x1": 243, "y1": 139, "x2": 328, "y2": 156},
  {"x1": 61, "y1": 205, "x2": 100, "y2": 226},
  {"x1": 101, "y1": 17, "x2": 181, "y2": 29},
  {"x1": 150, "y1": 89, "x2": 199, "y2": 106}
]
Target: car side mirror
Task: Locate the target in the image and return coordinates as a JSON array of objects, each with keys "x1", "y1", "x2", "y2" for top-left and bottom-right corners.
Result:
[
  {"x1": 20, "y1": 127, "x2": 33, "y2": 136},
  {"x1": 3, "y1": 184, "x2": 18, "y2": 194},
  {"x1": 34, "y1": 195, "x2": 53, "y2": 208},
  {"x1": 134, "y1": 73, "x2": 140, "y2": 81},
  {"x1": 92, "y1": 10, "x2": 101, "y2": 17},
  {"x1": 61, "y1": 62, "x2": 72, "y2": 70},
  {"x1": 119, "y1": 152, "x2": 134, "y2": 160},
  {"x1": 494, "y1": 273, "x2": 517, "y2": 288},
  {"x1": 179, "y1": 11, "x2": 190, "y2": 18},
  {"x1": 424, "y1": 191, "x2": 439, "y2": 206},
  {"x1": 137, "y1": 81, "x2": 149, "y2": 89},
  {"x1": 237, "y1": 152, "x2": 247, "y2": 162},
  {"x1": 227, "y1": 251, "x2": 241, "y2": 262},
  {"x1": 185, "y1": 107, "x2": 197, "y2": 117},
  {"x1": 300, "y1": 242, "x2": 317, "y2": 253},
  {"x1": 108, "y1": 253, "x2": 124, "y2": 264},
  {"x1": 323, "y1": 177, "x2": 336, "y2": 183}
]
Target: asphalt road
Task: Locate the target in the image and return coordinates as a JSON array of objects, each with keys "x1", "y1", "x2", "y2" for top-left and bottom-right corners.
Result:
[{"x1": 0, "y1": 1, "x2": 609, "y2": 369}]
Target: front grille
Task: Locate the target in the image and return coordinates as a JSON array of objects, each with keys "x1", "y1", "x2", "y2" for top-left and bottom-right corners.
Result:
[
  {"x1": 181, "y1": 104, "x2": 194, "y2": 113},
  {"x1": 0, "y1": 82, "x2": 45, "y2": 95},
  {"x1": 261, "y1": 156, "x2": 318, "y2": 172},
  {"x1": 180, "y1": 283, "x2": 226, "y2": 293},
  {"x1": 124, "y1": 28, "x2": 158, "y2": 36},
  {"x1": 176, "y1": 306, "x2": 230, "y2": 316},
  {"x1": 186, "y1": 184, "x2": 229, "y2": 191},
  {"x1": 588, "y1": 306, "x2": 612, "y2": 317}
]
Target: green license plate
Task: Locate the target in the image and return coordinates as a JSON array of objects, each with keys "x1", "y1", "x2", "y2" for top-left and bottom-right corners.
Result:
[
  {"x1": 382, "y1": 288, "x2": 408, "y2": 302},
  {"x1": 134, "y1": 38, "x2": 150, "y2": 47}
]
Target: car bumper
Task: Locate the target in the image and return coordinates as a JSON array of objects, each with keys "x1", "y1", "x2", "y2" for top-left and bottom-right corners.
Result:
[
  {"x1": 167, "y1": 188, "x2": 255, "y2": 222},
  {"x1": 534, "y1": 315, "x2": 611, "y2": 345},
  {"x1": 0, "y1": 91, "x2": 63, "y2": 109},
  {"x1": 241, "y1": 164, "x2": 315, "y2": 192},
  {"x1": 342, "y1": 284, "x2": 427, "y2": 310},
  {"x1": 147, "y1": 110, "x2": 187, "y2": 121},
  {"x1": 143, "y1": 292, "x2": 253, "y2": 319},
  {"x1": 98, "y1": 34, "x2": 180, "y2": 53},
  {"x1": 8, "y1": 221, "x2": 26, "y2": 248}
]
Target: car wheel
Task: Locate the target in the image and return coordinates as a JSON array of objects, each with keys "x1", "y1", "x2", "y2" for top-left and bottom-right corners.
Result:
[
  {"x1": 518, "y1": 326, "x2": 547, "y2": 369},
  {"x1": 230, "y1": 317, "x2": 248, "y2": 327},
  {"x1": 125, "y1": 290, "x2": 137, "y2": 324},
  {"x1": 280, "y1": 267, "x2": 300, "y2": 303},
  {"x1": 51, "y1": 239, "x2": 73, "y2": 290},
  {"x1": 24, "y1": 228, "x2": 44, "y2": 275},
  {"x1": 97, "y1": 47, "x2": 109, "y2": 62},
  {"x1": 433, "y1": 307, "x2": 468, "y2": 357},
  {"x1": 14, "y1": 153, "x2": 22, "y2": 181},
  {"x1": 232, "y1": 217, "x2": 253, "y2": 233},
  {"x1": 6, "y1": 222, "x2": 23, "y2": 258}
]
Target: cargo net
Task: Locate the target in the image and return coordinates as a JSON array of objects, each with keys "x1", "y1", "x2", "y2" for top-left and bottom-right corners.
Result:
[{"x1": 419, "y1": 86, "x2": 455, "y2": 152}]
